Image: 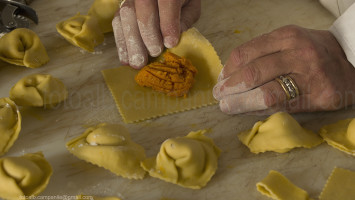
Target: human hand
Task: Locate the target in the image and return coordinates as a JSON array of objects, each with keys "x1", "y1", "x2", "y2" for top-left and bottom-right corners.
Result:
[
  {"x1": 213, "y1": 25, "x2": 355, "y2": 115},
  {"x1": 112, "y1": 0, "x2": 201, "y2": 69}
]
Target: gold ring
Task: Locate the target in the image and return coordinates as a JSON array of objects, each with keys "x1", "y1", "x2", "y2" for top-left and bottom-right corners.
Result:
[{"x1": 275, "y1": 75, "x2": 300, "y2": 100}]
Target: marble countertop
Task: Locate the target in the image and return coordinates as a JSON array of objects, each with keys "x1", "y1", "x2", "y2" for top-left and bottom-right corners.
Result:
[{"x1": 1, "y1": 0, "x2": 355, "y2": 199}]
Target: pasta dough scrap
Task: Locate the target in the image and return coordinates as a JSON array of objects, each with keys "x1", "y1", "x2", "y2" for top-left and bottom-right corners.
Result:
[
  {"x1": 238, "y1": 112, "x2": 323, "y2": 153},
  {"x1": 76, "y1": 194, "x2": 121, "y2": 200},
  {"x1": 0, "y1": 152, "x2": 52, "y2": 200},
  {"x1": 141, "y1": 130, "x2": 221, "y2": 189},
  {"x1": 10, "y1": 74, "x2": 68, "y2": 107},
  {"x1": 319, "y1": 118, "x2": 355, "y2": 156},
  {"x1": 102, "y1": 27, "x2": 223, "y2": 123},
  {"x1": 0, "y1": 28, "x2": 49, "y2": 68},
  {"x1": 319, "y1": 167, "x2": 355, "y2": 200},
  {"x1": 0, "y1": 98, "x2": 21, "y2": 156},
  {"x1": 56, "y1": 13, "x2": 104, "y2": 52},
  {"x1": 66, "y1": 123, "x2": 146, "y2": 179},
  {"x1": 88, "y1": 0, "x2": 120, "y2": 33},
  {"x1": 135, "y1": 52, "x2": 198, "y2": 97},
  {"x1": 257, "y1": 170, "x2": 312, "y2": 200}
]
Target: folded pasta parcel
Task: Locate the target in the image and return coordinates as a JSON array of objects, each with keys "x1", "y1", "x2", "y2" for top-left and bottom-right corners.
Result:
[
  {"x1": 88, "y1": 0, "x2": 120, "y2": 33},
  {"x1": 319, "y1": 118, "x2": 355, "y2": 156},
  {"x1": 238, "y1": 112, "x2": 323, "y2": 153},
  {"x1": 10, "y1": 74, "x2": 68, "y2": 107},
  {"x1": 66, "y1": 123, "x2": 146, "y2": 179},
  {"x1": 141, "y1": 130, "x2": 221, "y2": 189},
  {"x1": 0, "y1": 28, "x2": 49, "y2": 68},
  {"x1": 56, "y1": 13, "x2": 104, "y2": 52},
  {"x1": 0, "y1": 152, "x2": 52, "y2": 200},
  {"x1": 135, "y1": 52, "x2": 198, "y2": 97},
  {"x1": 0, "y1": 98, "x2": 21, "y2": 156},
  {"x1": 257, "y1": 170, "x2": 312, "y2": 200}
]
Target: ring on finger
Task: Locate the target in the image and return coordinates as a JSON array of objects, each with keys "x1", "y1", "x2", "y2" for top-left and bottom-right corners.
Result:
[{"x1": 275, "y1": 75, "x2": 300, "y2": 100}]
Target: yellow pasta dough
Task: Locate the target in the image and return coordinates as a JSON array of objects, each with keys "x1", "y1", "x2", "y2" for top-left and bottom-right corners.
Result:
[
  {"x1": 9, "y1": 74, "x2": 68, "y2": 107},
  {"x1": 257, "y1": 170, "x2": 312, "y2": 200},
  {"x1": 319, "y1": 118, "x2": 355, "y2": 156},
  {"x1": 0, "y1": 98, "x2": 21, "y2": 156},
  {"x1": 88, "y1": 0, "x2": 120, "y2": 33},
  {"x1": 141, "y1": 130, "x2": 221, "y2": 189},
  {"x1": 319, "y1": 167, "x2": 355, "y2": 200},
  {"x1": 56, "y1": 13, "x2": 104, "y2": 52},
  {"x1": 66, "y1": 123, "x2": 146, "y2": 179},
  {"x1": 102, "y1": 27, "x2": 223, "y2": 123},
  {"x1": 76, "y1": 194, "x2": 121, "y2": 200},
  {"x1": 238, "y1": 112, "x2": 323, "y2": 153},
  {"x1": 0, "y1": 28, "x2": 49, "y2": 68},
  {"x1": 0, "y1": 152, "x2": 52, "y2": 200}
]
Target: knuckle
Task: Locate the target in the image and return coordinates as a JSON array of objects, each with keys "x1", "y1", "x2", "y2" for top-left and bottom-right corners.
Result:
[
  {"x1": 135, "y1": 0, "x2": 147, "y2": 4},
  {"x1": 322, "y1": 83, "x2": 337, "y2": 98},
  {"x1": 310, "y1": 65, "x2": 326, "y2": 80},
  {"x1": 272, "y1": 25, "x2": 303, "y2": 38},
  {"x1": 158, "y1": 0, "x2": 181, "y2": 6},
  {"x1": 242, "y1": 65, "x2": 260, "y2": 86},
  {"x1": 230, "y1": 47, "x2": 248, "y2": 66},
  {"x1": 301, "y1": 42, "x2": 321, "y2": 61},
  {"x1": 136, "y1": 0, "x2": 156, "y2": 8},
  {"x1": 263, "y1": 87, "x2": 278, "y2": 107},
  {"x1": 320, "y1": 85, "x2": 341, "y2": 106},
  {"x1": 311, "y1": 78, "x2": 342, "y2": 110}
]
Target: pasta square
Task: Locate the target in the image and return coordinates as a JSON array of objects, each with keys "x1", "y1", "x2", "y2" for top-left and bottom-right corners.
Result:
[
  {"x1": 319, "y1": 167, "x2": 355, "y2": 200},
  {"x1": 102, "y1": 28, "x2": 222, "y2": 123}
]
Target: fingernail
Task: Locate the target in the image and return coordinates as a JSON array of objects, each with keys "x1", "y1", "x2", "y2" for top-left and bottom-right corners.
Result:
[
  {"x1": 148, "y1": 45, "x2": 163, "y2": 57},
  {"x1": 213, "y1": 78, "x2": 228, "y2": 100},
  {"x1": 164, "y1": 36, "x2": 178, "y2": 48},
  {"x1": 219, "y1": 100, "x2": 231, "y2": 114},
  {"x1": 129, "y1": 54, "x2": 146, "y2": 69}
]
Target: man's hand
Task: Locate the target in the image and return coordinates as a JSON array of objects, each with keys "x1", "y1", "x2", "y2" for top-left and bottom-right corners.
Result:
[
  {"x1": 112, "y1": 0, "x2": 201, "y2": 69},
  {"x1": 213, "y1": 25, "x2": 355, "y2": 115}
]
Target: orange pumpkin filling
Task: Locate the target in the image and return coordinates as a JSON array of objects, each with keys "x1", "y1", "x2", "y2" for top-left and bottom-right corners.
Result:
[{"x1": 135, "y1": 52, "x2": 198, "y2": 97}]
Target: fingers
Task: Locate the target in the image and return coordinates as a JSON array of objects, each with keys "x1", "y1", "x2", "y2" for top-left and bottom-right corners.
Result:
[
  {"x1": 219, "y1": 33, "x2": 282, "y2": 80},
  {"x1": 135, "y1": 0, "x2": 164, "y2": 57},
  {"x1": 219, "y1": 78, "x2": 289, "y2": 115},
  {"x1": 120, "y1": 0, "x2": 148, "y2": 69},
  {"x1": 112, "y1": 13, "x2": 129, "y2": 65},
  {"x1": 113, "y1": 0, "x2": 201, "y2": 68},
  {"x1": 213, "y1": 51, "x2": 294, "y2": 100},
  {"x1": 219, "y1": 24, "x2": 310, "y2": 80},
  {"x1": 158, "y1": 0, "x2": 184, "y2": 48}
]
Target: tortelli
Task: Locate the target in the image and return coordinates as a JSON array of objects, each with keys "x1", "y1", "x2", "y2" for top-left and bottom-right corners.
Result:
[
  {"x1": 10, "y1": 74, "x2": 68, "y2": 107},
  {"x1": 141, "y1": 130, "x2": 220, "y2": 189},
  {"x1": 66, "y1": 123, "x2": 146, "y2": 179},
  {"x1": 56, "y1": 13, "x2": 104, "y2": 52},
  {"x1": 0, "y1": 97, "x2": 21, "y2": 156},
  {"x1": 0, "y1": 28, "x2": 49, "y2": 68},
  {"x1": 0, "y1": 152, "x2": 52, "y2": 200}
]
